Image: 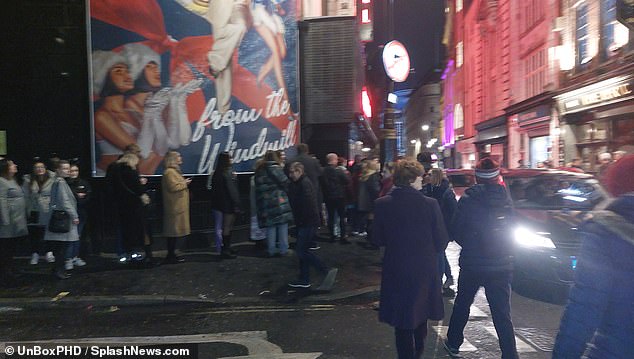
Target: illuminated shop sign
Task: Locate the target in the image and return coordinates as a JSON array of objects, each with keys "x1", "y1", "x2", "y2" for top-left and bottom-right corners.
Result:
[{"x1": 557, "y1": 77, "x2": 634, "y2": 114}]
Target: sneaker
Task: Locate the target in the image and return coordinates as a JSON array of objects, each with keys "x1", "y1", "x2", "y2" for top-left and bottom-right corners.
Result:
[
  {"x1": 443, "y1": 277, "x2": 454, "y2": 289},
  {"x1": 73, "y1": 257, "x2": 86, "y2": 267},
  {"x1": 30, "y1": 253, "x2": 40, "y2": 265},
  {"x1": 45, "y1": 252, "x2": 55, "y2": 263},
  {"x1": 351, "y1": 231, "x2": 359, "y2": 236},
  {"x1": 308, "y1": 244, "x2": 321, "y2": 250},
  {"x1": 288, "y1": 281, "x2": 311, "y2": 288},
  {"x1": 64, "y1": 259, "x2": 74, "y2": 271},
  {"x1": 442, "y1": 339, "x2": 461, "y2": 358},
  {"x1": 358, "y1": 232, "x2": 368, "y2": 237},
  {"x1": 118, "y1": 255, "x2": 129, "y2": 264}
]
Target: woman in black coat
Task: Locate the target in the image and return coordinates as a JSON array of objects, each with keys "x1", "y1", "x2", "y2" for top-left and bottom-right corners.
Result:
[
  {"x1": 371, "y1": 159, "x2": 449, "y2": 359},
  {"x1": 208, "y1": 152, "x2": 241, "y2": 259}
]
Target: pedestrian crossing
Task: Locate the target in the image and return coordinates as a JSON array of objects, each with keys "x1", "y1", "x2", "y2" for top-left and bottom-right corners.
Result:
[{"x1": 432, "y1": 325, "x2": 540, "y2": 353}]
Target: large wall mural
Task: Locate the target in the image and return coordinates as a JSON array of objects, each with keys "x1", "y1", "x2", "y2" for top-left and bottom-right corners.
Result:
[{"x1": 88, "y1": 0, "x2": 299, "y2": 175}]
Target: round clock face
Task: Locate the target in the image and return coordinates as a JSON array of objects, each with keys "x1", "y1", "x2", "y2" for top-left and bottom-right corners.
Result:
[{"x1": 382, "y1": 40, "x2": 410, "y2": 82}]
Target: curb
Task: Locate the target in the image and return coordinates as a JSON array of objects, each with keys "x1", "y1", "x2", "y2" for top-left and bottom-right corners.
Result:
[{"x1": 0, "y1": 286, "x2": 380, "y2": 310}]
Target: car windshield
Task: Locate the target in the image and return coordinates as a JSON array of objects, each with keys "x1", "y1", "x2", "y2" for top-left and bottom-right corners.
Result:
[{"x1": 505, "y1": 174, "x2": 604, "y2": 210}]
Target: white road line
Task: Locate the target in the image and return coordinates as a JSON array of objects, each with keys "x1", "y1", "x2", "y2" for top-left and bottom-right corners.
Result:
[
  {"x1": 447, "y1": 299, "x2": 488, "y2": 318},
  {"x1": 432, "y1": 326, "x2": 477, "y2": 352},
  {"x1": 483, "y1": 326, "x2": 537, "y2": 353}
]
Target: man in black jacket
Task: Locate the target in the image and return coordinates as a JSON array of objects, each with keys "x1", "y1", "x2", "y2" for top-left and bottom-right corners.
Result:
[
  {"x1": 287, "y1": 162, "x2": 338, "y2": 290},
  {"x1": 443, "y1": 158, "x2": 519, "y2": 359},
  {"x1": 322, "y1": 153, "x2": 350, "y2": 244}
]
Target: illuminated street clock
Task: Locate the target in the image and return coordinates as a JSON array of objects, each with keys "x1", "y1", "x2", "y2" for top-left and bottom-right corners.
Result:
[{"x1": 382, "y1": 40, "x2": 410, "y2": 83}]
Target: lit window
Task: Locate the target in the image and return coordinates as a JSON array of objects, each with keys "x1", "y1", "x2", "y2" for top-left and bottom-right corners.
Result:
[
  {"x1": 361, "y1": 9, "x2": 370, "y2": 23},
  {"x1": 456, "y1": 0, "x2": 463, "y2": 12},
  {"x1": 454, "y1": 104, "x2": 464, "y2": 129},
  {"x1": 602, "y1": 0, "x2": 629, "y2": 59},
  {"x1": 576, "y1": 4, "x2": 590, "y2": 66},
  {"x1": 456, "y1": 42, "x2": 463, "y2": 68}
]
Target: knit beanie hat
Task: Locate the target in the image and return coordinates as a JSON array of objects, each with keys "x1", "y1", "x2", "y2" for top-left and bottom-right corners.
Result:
[
  {"x1": 91, "y1": 50, "x2": 128, "y2": 97},
  {"x1": 603, "y1": 154, "x2": 634, "y2": 197},
  {"x1": 120, "y1": 43, "x2": 161, "y2": 82},
  {"x1": 475, "y1": 157, "x2": 500, "y2": 183}
]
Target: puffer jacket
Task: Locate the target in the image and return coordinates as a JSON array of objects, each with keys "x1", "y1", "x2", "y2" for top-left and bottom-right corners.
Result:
[
  {"x1": 451, "y1": 183, "x2": 515, "y2": 272},
  {"x1": 552, "y1": 193, "x2": 634, "y2": 359},
  {"x1": 254, "y1": 162, "x2": 293, "y2": 228}
]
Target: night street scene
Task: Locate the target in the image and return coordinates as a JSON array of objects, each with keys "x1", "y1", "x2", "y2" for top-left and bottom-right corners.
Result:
[{"x1": 1, "y1": 0, "x2": 634, "y2": 358}]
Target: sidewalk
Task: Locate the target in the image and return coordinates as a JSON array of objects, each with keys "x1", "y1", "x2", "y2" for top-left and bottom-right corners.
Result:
[{"x1": 0, "y1": 231, "x2": 383, "y2": 309}]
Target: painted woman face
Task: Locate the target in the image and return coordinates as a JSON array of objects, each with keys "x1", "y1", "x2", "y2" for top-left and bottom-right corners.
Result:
[
  {"x1": 110, "y1": 63, "x2": 133, "y2": 93},
  {"x1": 144, "y1": 62, "x2": 161, "y2": 88}
]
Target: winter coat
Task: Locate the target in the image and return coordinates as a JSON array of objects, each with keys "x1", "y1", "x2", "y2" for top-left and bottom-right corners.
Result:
[
  {"x1": 357, "y1": 172, "x2": 380, "y2": 212},
  {"x1": 321, "y1": 165, "x2": 350, "y2": 201},
  {"x1": 254, "y1": 162, "x2": 293, "y2": 227},
  {"x1": 209, "y1": 169, "x2": 241, "y2": 214},
  {"x1": 552, "y1": 193, "x2": 634, "y2": 359},
  {"x1": 371, "y1": 185, "x2": 450, "y2": 329},
  {"x1": 451, "y1": 183, "x2": 515, "y2": 272},
  {"x1": 288, "y1": 175, "x2": 320, "y2": 227},
  {"x1": 422, "y1": 179, "x2": 458, "y2": 237},
  {"x1": 161, "y1": 167, "x2": 191, "y2": 238},
  {"x1": 112, "y1": 163, "x2": 146, "y2": 249},
  {"x1": 285, "y1": 153, "x2": 323, "y2": 191},
  {"x1": 22, "y1": 172, "x2": 55, "y2": 226},
  {"x1": 66, "y1": 177, "x2": 92, "y2": 209},
  {"x1": 0, "y1": 177, "x2": 28, "y2": 238},
  {"x1": 43, "y1": 177, "x2": 79, "y2": 242}
]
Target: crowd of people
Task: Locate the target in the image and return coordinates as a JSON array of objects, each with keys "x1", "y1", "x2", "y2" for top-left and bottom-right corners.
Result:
[{"x1": 2, "y1": 146, "x2": 634, "y2": 359}]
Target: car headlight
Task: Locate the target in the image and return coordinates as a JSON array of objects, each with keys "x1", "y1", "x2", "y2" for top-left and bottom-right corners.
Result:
[{"x1": 514, "y1": 227, "x2": 556, "y2": 249}]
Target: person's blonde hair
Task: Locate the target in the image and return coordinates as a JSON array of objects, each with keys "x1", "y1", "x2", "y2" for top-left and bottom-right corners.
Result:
[
  {"x1": 393, "y1": 158, "x2": 424, "y2": 187},
  {"x1": 163, "y1": 151, "x2": 181, "y2": 170},
  {"x1": 429, "y1": 168, "x2": 445, "y2": 186},
  {"x1": 117, "y1": 153, "x2": 139, "y2": 168}
]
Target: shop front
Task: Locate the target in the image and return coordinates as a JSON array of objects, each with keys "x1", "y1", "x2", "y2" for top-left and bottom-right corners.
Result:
[
  {"x1": 506, "y1": 96, "x2": 558, "y2": 169},
  {"x1": 556, "y1": 75, "x2": 634, "y2": 173},
  {"x1": 474, "y1": 116, "x2": 508, "y2": 167}
]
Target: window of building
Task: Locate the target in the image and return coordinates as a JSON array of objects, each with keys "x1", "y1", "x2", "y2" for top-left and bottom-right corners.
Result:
[
  {"x1": 601, "y1": 0, "x2": 630, "y2": 59},
  {"x1": 456, "y1": 41, "x2": 463, "y2": 68},
  {"x1": 456, "y1": 0, "x2": 462, "y2": 13},
  {"x1": 521, "y1": 0, "x2": 544, "y2": 34},
  {"x1": 576, "y1": 3, "x2": 590, "y2": 66},
  {"x1": 523, "y1": 48, "x2": 547, "y2": 98},
  {"x1": 454, "y1": 103, "x2": 464, "y2": 129}
]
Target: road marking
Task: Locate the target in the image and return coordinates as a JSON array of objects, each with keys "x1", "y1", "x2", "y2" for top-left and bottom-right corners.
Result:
[
  {"x1": 432, "y1": 326, "x2": 477, "y2": 352},
  {"x1": 173, "y1": 304, "x2": 336, "y2": 315},
  {"x1": 447, "y1": 300, "x2": 488, "y2": 318},
  {"x1": 1, "y1": 331, "x2": 323, "y2": 358},
  {"x1": 483, "y1": 326, "x2": 537, "y2": 352}
]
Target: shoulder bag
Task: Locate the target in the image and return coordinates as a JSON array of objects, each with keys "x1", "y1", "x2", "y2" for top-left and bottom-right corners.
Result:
[{"x1": 48, "y1": 179, "x2": 71, "y2": 233}]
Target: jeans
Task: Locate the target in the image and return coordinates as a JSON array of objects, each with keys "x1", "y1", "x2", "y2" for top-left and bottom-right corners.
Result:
[
  {"x1": 295, "y1": 226, "x2": 328, "y2": 284},
  {"x1": 212, "y1": 210, "x2": 235, "y2": 252},
  {"x1": 66, "y1": 240, "x2": 80, "y2": 260},
  {"x1": 447, "y1": 270, "x2": 519, "y2": 359},
  {"x1": 266, "y1": 223, "x2": 289, "y2": 256},
  {"x1": 325, "y1": 199, "x2": 346, "y2": 238}
]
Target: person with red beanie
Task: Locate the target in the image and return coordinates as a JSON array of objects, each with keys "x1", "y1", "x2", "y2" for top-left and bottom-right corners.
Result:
[
  {"x1": 443, "y1": 157, "x2": 519, "y2": 359},
  {"x1": 553, "y1": 154, "x2": 634, "y2": 358}
]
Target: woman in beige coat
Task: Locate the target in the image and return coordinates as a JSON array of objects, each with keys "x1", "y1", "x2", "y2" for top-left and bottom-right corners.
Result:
[{"x1": 161, "y1": 151, "x2": 191, "y2": 264}]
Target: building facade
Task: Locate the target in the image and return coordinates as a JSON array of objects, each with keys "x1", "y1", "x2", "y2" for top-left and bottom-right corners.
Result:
[{"x1": 442, "y1": 0, "x2": 633, "y2": 171}]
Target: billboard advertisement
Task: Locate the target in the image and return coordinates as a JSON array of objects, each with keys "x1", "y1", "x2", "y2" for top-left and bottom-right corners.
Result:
[{"x1": 88, "y1": 0, "x2": 299, "y2": 176}]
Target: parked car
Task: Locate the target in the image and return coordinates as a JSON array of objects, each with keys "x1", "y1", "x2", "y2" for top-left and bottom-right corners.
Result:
[{"x1": 447, "y1": 168, "x2": 610, "y2": 301}]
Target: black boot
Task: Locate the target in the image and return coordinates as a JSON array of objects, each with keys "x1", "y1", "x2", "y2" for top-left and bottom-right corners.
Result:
[
  {"x1": 163, "y1": 237, "x2": 184, "y2": 264},
  {"x1": 221, "y1": 235, "x2": 237, "y2": 259}
]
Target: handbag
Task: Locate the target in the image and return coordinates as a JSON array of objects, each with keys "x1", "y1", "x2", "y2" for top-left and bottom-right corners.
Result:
[{"x1": 47, "y1": 180, "x2": 71, "y2": 233}]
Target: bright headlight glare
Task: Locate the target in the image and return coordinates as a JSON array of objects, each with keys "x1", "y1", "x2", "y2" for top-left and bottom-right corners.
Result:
[{"x1": 514, "y1": 227, "x2": 556, "y2": 249}]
